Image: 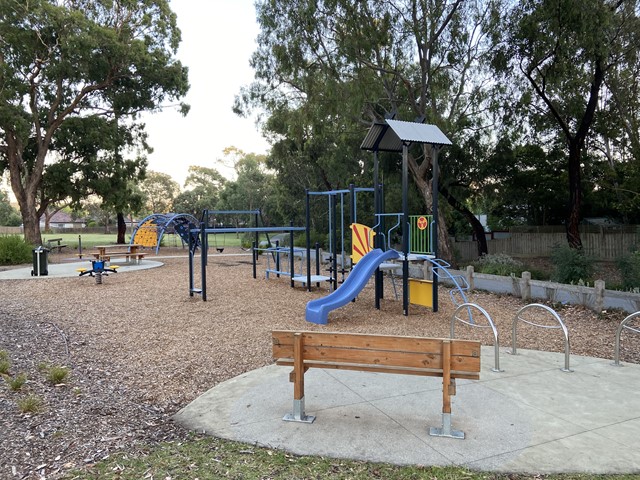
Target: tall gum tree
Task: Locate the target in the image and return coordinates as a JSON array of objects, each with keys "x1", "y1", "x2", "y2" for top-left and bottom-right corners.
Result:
[
  {"x1": 0, "y1": 0, "x2": 189, "y2": 244},
  {"x1": 493, "y1": 0, "x2": 640, "y2": 248},
  {"x1": 238, "y1": 0, "x2": 504, "y2": 261}
]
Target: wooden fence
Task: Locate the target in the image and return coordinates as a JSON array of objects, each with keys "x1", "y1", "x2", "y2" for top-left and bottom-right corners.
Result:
[
  {"x1": 0, "y1": 226, "x2": 22, "y2": 234},
  {"x1": 454, "y1": 230, "x2": 640, "y2": 262}
]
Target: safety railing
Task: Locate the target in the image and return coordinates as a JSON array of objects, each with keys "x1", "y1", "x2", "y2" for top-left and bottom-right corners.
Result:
[
  {"x1": 450, "y1": 303, "x2": 503, "y2": 372},
  {"x1": 423, "y1": 257, "x2": 470, "y2": 309},
  {"x1": 511, "y1": 303, "x2": 572, "y2": 372},
  {"x1": 372, "y1": 213, "x2": 402, "y2": 251},
  {"x1": 613, "y1": 311, "x2": 640, "y2": 366}
]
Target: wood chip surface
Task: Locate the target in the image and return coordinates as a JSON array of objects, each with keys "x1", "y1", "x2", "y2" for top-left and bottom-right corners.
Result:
[{"x1": 1, "y1": 247, "x2": 637, "y2": 479}]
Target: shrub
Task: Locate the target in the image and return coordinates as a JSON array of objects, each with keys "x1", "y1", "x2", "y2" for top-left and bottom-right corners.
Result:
[
  {"x1": 473, "y1": 253, "x2": 525, "y2": 276},
  {"x1": 0, "y1": 361, "x2": 10, "y2": 375},
  {"x1": 46, "y1": 365, "x2": 70, "y2": 385},
  {"x1": 8, "y1": 373, "x2": 27, "y2": 392},
  {"x1": 0, "y1": 350, "x2": 10, "y2": 375},
  {"x1": 0, "y1": 235, "x2": 33, "y2": 265},
  {"x1": 550, "y1": 245, "x2": 594, "y2": 284},
  {"x1": 616, "y1": 251, "x2": 640, "y2": 291},
  {"x1": 17, "y1": 394, "x2": 43, "y2": 414}
]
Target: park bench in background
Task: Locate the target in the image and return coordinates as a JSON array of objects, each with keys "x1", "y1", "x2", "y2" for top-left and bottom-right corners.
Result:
[
  {"x1": 45, "y1": 238, "x2": 68, "y2": 252},
  {"x1": 272, "y1": 330, "x2": 481, "y2": 439}
]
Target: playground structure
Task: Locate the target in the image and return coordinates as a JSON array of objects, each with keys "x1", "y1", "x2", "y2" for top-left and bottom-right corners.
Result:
[
  {"x1": 185, "y1": 119, "x2": 457, "y2": 323},
  {"x1": 131, "y1": 213, "x2": 200, "y2": 254},
  {"x1": 188, "y1": 209, "x2": 306, "y2": 301},
  {"x1": 301, "y1": 119, "x2": 453, "y2": 323},
  {"x1": 304, "y1": 186, "x2": 376, "y2": 290},
  {"x1": 360, "y1": 119, "x2": 452, "y2": 316}
]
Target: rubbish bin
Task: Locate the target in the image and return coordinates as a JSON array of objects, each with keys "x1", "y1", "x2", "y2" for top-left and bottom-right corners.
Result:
[{"x1": 31, "y1": 246, "x2": 49, "y2": 276}]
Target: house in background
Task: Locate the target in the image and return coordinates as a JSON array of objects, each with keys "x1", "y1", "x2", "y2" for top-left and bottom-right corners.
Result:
[{"x1": 40, "y1": 211, "x2": 86, "y2": 230}]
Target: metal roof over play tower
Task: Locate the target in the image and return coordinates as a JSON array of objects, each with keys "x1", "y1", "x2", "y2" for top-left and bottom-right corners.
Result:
[{"x1": 361, "y1": 118, "x2": 452, "y2": 315}]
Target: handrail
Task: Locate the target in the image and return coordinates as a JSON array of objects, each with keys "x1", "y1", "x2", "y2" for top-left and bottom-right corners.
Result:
[
  {"x1": 451, "y1": 303, "x2": 503, "y2": 372},
  {"x1": 422, "y1": 257, "x2": 470, "y2": 309},
  {"x1": 511, "y1": 303, "x2": 572, "y2": 372},
  {"x1": 374, "y1": 213, "x2": 402, "y2": 251},
  {"x1": 613, "y1": 311, "x2": 640, "y2": 366}
]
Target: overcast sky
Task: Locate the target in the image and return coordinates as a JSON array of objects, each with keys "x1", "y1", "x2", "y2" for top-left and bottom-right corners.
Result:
[{"x1": 141, "y1": 0, "x2": 269, "y2": 186}]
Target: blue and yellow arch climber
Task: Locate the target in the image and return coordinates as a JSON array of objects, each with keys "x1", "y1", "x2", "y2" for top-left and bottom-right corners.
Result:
[{"x1": 131, "y1": 213, "x2": 200, "y2": 254}]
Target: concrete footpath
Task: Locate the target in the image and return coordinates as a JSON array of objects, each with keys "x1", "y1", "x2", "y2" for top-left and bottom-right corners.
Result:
[
  {"x1": 0, "y1": 257, "x2": 163, "y2": 279},
  {"x1": 174, "y1": 347, "x2": 640, "y2": 474}
]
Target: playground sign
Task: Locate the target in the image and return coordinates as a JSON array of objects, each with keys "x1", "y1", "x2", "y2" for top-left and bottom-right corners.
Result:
[{"x1": 416, "y1": 216, "x2": 428, "y2": 230}]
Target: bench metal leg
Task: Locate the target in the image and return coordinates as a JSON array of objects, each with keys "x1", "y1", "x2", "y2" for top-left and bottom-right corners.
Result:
[
  {"x1": 283, "y1": 397, "x2": 315, "y2": 423},
  {"x1": 429, "y1": 413, "x2": 464, "y2": 439}
]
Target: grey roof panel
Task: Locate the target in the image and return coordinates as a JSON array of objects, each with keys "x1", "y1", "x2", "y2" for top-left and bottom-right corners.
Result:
[
  {"x1": 385, "y1": 119, "x2": 452, "y2": 146},
  {"x1": 360, "y1": 122, "x2": 403, "y2": 152},
  {"x1": 361, "y1": 119, "x2": 452, "y2": 152}
]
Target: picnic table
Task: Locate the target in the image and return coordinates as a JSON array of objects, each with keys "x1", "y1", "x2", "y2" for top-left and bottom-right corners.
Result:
[{"x1": 88, "y1": 244, "x2": 145, "y2": 264}]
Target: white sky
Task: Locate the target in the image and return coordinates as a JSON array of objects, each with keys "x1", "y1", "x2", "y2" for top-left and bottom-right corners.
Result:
[{"x1": 141, "y1": 0, "x2": 269, "y2": 186}]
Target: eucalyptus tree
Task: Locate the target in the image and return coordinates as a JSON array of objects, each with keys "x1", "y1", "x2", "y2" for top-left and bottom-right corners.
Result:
[
  {"x1": 493, "y1": 0, "x2": 640, "y2": 248},
  {"x1": 139, "y1": 171, "x2": 180, "y2": 214},
  {"x1": 238, "y1": 0, "x2": 505, "y2": 260},
  {"x1": 45, "y1": 114, "x2": 148, "y2": 242},
  {"x1": 0, "y1": 0, "x2": 189, "y2": 245},
  {"x1": 0, "y1": 188, "x2": 21, "y2": 226},
  {"x1": 172, "y1": 165, "x2": 226, "y2": 217}
]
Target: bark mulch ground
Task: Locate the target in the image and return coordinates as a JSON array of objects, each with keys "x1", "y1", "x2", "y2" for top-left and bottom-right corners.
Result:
[{"x1": 1, "y1": 248, "x2": 637, "y2": 479}]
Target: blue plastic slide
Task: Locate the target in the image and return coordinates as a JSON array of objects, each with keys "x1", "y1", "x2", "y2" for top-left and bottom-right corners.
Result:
[{"x1": 305, "y1": 248, "x2": 400, "y2": 324}]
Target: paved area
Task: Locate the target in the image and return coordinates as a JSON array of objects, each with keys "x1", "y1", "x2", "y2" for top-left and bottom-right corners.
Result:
[
  {"x1": 174, "y1": 347, "x2": 640, "y2": 474},
  {"x1": 0, "y1": 257, "x2": 163, "y2": 279}
]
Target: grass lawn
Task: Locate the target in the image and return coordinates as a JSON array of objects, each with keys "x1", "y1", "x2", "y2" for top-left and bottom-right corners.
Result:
[{"x1": 64, "y1": 435, "x2": 637, "y2": 480}]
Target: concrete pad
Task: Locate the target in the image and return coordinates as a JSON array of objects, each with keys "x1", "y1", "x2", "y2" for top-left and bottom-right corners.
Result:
[
  {"x1": 0, "y1": 259, "x2": 163, "y2": 279},
  {"x1": 174, "y1": 346, "x2": 640, "y2": 474}
]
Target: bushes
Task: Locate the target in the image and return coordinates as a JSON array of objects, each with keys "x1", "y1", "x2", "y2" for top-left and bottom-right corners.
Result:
[
  {"x1": 473, "y1": 253, "x2": 525, "y2": 276},
  {"x1": 0, "y1": 235, "x2": 33, "y2": 265},
  {"x1": 616, "y1": 251, "x2": 640, "y2": 291},
  {"x1": 550, "y1": 245, "x2": 594, "y2": 284}
]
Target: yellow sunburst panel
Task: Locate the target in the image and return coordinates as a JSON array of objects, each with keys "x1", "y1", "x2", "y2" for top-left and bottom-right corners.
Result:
[
  {"x1": 133, "y1": 220, "x2": 158, "y2": 247},
  {"x1": 350, "y1": 223, "x2": 375, "y2": 264}
]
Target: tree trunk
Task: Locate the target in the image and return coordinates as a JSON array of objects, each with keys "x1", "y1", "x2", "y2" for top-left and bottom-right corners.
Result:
[
  {"x1": 20, "y1": 203, "x2": 42, "y2": 246},
  {"x1": 566, "y1": 142, "x2": 583, "y2": 249},
  {"x1": 440, "y1": 184, "x2": 488, "y2": 257},
  {"x1": 117, "y1": 212, "x2": 127, "y2": 244}
]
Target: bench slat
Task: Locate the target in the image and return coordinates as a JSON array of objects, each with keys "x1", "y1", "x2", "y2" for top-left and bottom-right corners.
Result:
[
  {"x1": 272, "y1": 330, "x2": 480, "y2": 358},
  {"x1": 273, "y1": 331, "x2": 480, "y2": 367},
  {"x1": 273, "y1": 344, "x2": 480, "y2": 371},
  {"x1": 275, "y1": 358, "x2": 480, "y2": 380}
]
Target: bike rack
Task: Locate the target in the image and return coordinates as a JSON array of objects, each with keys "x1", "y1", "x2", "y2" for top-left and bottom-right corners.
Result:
[
  {"x1": 613, "y1": 311, "x2": 640, "y2": 366},
  {"x1": 450, "y1": 303, "x2": 503, "y2": 372},
  {"x1": 511, "y1": 303, "x2": 572, "y2": 372}
]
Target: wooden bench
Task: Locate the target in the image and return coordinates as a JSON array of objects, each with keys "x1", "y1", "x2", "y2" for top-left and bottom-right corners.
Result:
[
  {"x1": 272, "y1": 330, "x2": 481, "y2": 439},
  {"x1": 45, "y1": 238, "x2": 68, "y2": 252}
]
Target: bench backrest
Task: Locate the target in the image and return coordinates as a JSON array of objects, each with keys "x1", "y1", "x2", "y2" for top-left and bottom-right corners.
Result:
[{"x1": 272, "y1": 330, "x2": 480, "y2": 379}]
